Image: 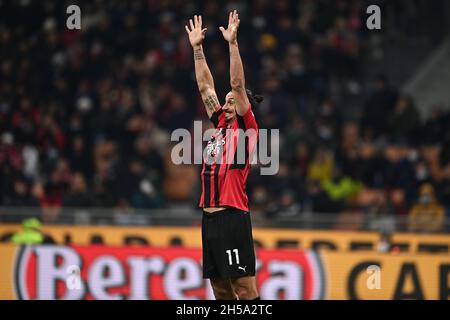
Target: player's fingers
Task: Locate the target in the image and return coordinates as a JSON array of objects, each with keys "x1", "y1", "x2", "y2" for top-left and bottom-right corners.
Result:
[
  {"x1": 185, "y1": 25, "x2": 190, "y2": 33},
  {"x1": 201, "y1": 28, "x2": 207, "y2": 35},
  {"x1": 194, "y1": 15, "x2": 198, "y2": 27},
  {"x1": 229, "y1": 11, "x2": 232, "y2": 25},
  {"x1": 199, "y1": 15, "x2": 202, "y2": 27},
  {"x1": 189, "y1": 19, "x2": 194, "y2": 30},
  {"x1": 219, "y1": 26, "x2": 225, "y2": 33}
]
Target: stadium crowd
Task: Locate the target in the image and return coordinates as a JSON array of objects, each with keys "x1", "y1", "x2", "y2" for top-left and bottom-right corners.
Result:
[{"x1": 0, "y1": 0, "x2": 449, "y2": 231}]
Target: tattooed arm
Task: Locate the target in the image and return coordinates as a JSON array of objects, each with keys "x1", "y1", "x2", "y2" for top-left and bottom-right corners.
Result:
[
  {"x1": 185, "y1": 15, "x2": 220, "y2": 118},
  {"x1": 220, "y1": 10, "x2": 250, "y2": 116},
  {"x1": 193, "y1": 45, "x2": 220, "y2": 118}
]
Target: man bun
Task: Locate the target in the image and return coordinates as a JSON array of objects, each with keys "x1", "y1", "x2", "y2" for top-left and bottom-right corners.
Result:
[{"x1": 246, "y1": 89, "x2": 264, "y2": 108}]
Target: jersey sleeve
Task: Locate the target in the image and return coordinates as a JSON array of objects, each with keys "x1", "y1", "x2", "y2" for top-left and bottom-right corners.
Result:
[
  {"x1": 236, "y1": 106, "x2": 259, "y2": 163},
  {"x1": 209, "y1": 105, "x2": 225, "y2": 128},
  {"x1": 236, "y1": 106, "x2": 258, "y2": 131}
]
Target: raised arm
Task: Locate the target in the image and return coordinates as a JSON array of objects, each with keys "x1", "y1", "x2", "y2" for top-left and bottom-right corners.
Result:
[
  {"x1": 185, "y1": 15, "x2": 220, "y2": 118},
  {"x1": 220, "y1": 10, "x2": 250, "y2": 116}
]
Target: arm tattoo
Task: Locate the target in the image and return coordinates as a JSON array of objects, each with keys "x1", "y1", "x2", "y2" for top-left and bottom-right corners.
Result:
[
  {"x1": 194, "y1": 48, "x2": 204, "y2": 60},
  {"x1": 203, "y1": 95, "x2": 219, "y2": 114}
]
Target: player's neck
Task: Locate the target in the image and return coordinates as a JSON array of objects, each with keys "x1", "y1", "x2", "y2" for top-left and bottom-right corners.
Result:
[{"x1": 225, "y1": 117, "x2": 236, "y2": 126}]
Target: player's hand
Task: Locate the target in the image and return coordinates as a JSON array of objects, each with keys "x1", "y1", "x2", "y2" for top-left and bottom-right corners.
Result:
[
  {"x1": 220, "y1": 10, "x2": 240, "y2": 44},
  {"x1": 185, "y1": 15, "x2": 207, "y2": 47}
]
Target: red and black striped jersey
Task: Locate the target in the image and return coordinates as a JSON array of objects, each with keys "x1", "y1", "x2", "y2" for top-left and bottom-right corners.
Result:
[{"x1": 199, "y1": 105, "x2": 258, "y2": 212}]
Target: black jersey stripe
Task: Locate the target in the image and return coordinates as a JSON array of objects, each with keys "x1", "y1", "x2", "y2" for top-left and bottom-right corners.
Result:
[
  {"x1": 213, "y1": 161, "x2": 220, "y2": 206},
  {"x1": 230, "y1": 114, "x2": 248, "y2": 170},
  {"x1": 203, "y1": 164, "x2": 211, "y2": 207},
  {"x1": 237, "y1": 113, "x2": 246, "y2": 130},
  {"x1": 209, "y1": 108, "x2": 223, "y2": 127},
  {"x1": 213, "y1": 128, "x2": 226, "y2": 206}
]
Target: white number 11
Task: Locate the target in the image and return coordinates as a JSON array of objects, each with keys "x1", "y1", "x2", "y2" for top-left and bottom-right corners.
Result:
[{"x1": 226, "y1": 249, "x2": 240, "y2": 265}]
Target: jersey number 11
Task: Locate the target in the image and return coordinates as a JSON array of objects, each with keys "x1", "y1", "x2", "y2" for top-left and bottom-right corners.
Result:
[{"x1": 226, "y1": 249, "x2": 240, "y2": 265}]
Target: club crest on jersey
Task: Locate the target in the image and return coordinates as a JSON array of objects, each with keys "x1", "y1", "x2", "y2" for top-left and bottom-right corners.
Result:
[{"x1": 205, "y1": 128, "x2": 225, "y2": 163}]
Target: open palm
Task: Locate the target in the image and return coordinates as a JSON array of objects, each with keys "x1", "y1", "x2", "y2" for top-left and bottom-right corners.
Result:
[
  {"x1": 185, "y1": 15, "x2": 207, "y2": 47},
  {"x1": 220, "y1": 10, "x2": 240, "y2": 43}
]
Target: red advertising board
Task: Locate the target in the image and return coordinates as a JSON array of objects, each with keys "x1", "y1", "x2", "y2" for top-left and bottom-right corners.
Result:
[{"x1": 12, "y1": 245, "x2": 324, "y2": 300}]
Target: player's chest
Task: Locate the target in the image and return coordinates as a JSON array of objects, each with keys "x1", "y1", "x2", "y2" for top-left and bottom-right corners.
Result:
[{"x1": 206, "y1": 127, "x2": 227, "y2": 158}]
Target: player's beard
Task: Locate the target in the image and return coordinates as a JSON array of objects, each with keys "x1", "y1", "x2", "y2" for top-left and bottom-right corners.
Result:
[{"x1": 225, "y1": 112, "x2": 236, "y2": 123}]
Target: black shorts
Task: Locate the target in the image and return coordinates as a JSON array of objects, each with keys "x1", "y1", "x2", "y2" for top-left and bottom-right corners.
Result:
[{"x1": 202, "y1": 208, "x2": 256, "y2": 279}]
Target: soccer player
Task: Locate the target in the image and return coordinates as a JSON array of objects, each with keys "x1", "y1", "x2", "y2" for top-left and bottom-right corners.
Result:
[{"x1": 185, "y1": 11, "x2": 262, "y2": 300}]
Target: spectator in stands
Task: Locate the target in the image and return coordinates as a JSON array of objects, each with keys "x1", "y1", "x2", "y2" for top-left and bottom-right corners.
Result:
[
  {"x1": 321, "y1": 165, "x2": 362, "y2": 205},
  {"x1": 388, "y1": 95, "x2": 420, "y2": 143},
  {"x1": 307, "y1": 148, "x2": 334, "y2": 184},
  {"x1": 377, "y1": 232, "x2": 393, "y2": 253},
  {"x1": 309, "y1": 165, "x2": 361, "y2": 214},
  {"x1": 131, "y1": 179, "x2": 164, "y2": 209},
  {"x1": 250, "y1": 185, "x2": 270, "y2": 216},
  {"x1": 11, "y1": 218, "x2": 53, "y2": 244},
  {"x1": 275, "y1": 190, "x2": 301, "y2": 217},
  {"x1": 162, "y1": 147, "x2": 197, "y2": 202},
  {"x1": 3, "y1": 177, "x2": 39, "y2": 207},
  {"x1": 62, "y1": 172, "x2": 92, "y2": 207},
  {"x1": 409, "y1": 183, "x2": 445, "y2": 233},
  {"x1": 361, "y1": 75, "x2": 398, "y2": 139},
  {"x1": 358, "y1": 142, "x2": 387, "y2": 188},
  {"x1": 377, "y1": 232, "x2": 402, "y2": 254}
]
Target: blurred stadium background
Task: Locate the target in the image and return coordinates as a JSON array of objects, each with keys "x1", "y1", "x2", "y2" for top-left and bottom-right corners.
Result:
[{"x1": 1, "y1": 0, "x2": 450, "y2": 300}]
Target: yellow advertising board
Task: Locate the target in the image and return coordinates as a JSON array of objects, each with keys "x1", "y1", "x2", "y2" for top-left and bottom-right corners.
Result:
[
  {"x1": 323, "y1": 252, "x2": 450, "y2": 300},
  {"x1": 0, "y1": 224, "x2": 380, "y2": 250},
  {"x1": 2, "y1": 224, "x2": 450, "y2": 253},
  {"x1": 0, "y1": 244, "x2": 16, "y2": 300}
]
